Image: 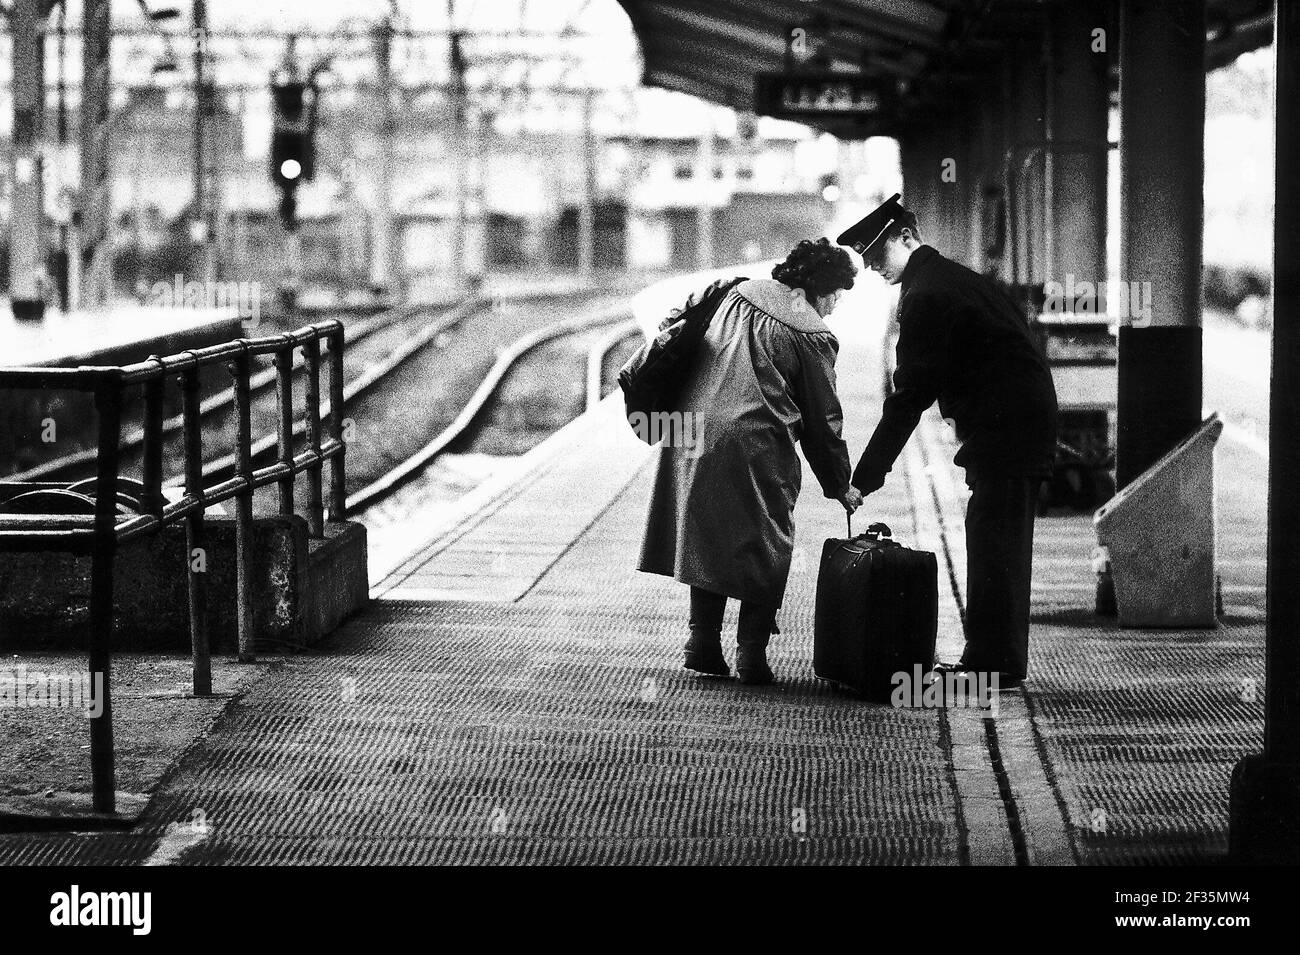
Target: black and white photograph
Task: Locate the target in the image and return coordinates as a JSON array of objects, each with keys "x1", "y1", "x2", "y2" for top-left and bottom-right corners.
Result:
[{"x1": 0, "y1": 0, "x2": 1290, "y2": 932}]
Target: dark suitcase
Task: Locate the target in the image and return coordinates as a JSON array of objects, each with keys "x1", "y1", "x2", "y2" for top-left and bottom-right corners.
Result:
[{"x1": 813, "y1": 521, "x2": 938, "y2": 702}]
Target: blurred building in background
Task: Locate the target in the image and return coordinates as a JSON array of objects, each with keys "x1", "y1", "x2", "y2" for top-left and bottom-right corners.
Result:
[
  {"x1": 0, "y1": 1, "x2": 899, "y2": 308},
  {"x1": 0, "y1": 1, "x2": 1274, "y2": 312},
  {"x1": 102, "y1": 88, "x2": 881, "y2": 297}
]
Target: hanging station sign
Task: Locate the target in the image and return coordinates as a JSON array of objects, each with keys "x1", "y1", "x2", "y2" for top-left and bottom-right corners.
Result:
[{"x1": 754, "y1": 73, "x2": 890, "y2": 121}]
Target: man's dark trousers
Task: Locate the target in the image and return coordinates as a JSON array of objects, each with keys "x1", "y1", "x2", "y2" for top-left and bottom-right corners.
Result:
[{"x1": 962, "y1": 473, "x2": 1040, "y2": 679}]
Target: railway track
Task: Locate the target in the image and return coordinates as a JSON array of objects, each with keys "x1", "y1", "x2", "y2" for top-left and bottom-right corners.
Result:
[
  {"x1": 346, "y1": 308, "x2": 639, "y2": 513},
  {"x1": 8, "y1": 287, "x2": 644, "y2": 519},
  {"x1": 7, "y1": 297, "x2": 474, "y2": 484}
]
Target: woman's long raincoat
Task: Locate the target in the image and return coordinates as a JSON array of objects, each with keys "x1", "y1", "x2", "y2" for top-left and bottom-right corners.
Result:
[{"x1": 637, "y1": 278, "x2": 852, "y2": 606}]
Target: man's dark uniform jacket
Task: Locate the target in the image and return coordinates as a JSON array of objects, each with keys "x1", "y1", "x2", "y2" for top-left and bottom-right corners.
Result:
[
  {"x1": 851, "y1": 243, "x2": 1058, "y2": 678},
  {"x1": 852, "y1": 244, "x2": 1059, "y2": 492}
]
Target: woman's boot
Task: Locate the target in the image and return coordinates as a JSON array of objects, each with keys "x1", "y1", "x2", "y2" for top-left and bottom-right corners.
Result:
[
  {"x1": 735, "y1": 636, "x2": 773, "y2": 684},
  {"x1": 736, "y1": 602, "x2": 776, "y2": 684},
  {"x1": 685, "y1": 587, "x2": 729, "y2": 675},
  {"x1": 684, "y1": 627, "x2": 729, "y2": 675}
]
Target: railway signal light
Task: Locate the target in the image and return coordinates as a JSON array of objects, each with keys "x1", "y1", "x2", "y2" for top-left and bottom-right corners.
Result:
[
  {"x1": 820, "y1": 173, "x2": 841, "y2": 203},
  {"x1": 270, "y1": 75, "x2": 317, "y2": 229}
]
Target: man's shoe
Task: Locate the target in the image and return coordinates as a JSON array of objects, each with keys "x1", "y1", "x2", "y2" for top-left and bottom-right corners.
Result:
[
  {"x1": 929, "y1": 661, "x2": 1024, "y2": 690},
  {"x1": 684, "y1": 632, "x2": 729, "y2": 676},
  {"x1": 931, "y1": 660, "x2": 966, "y2": 676}
]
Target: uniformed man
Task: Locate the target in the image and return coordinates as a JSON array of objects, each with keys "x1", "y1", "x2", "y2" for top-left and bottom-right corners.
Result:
[{"x1": 837, "y1": 194, "x2": 1059, "y2": 687}]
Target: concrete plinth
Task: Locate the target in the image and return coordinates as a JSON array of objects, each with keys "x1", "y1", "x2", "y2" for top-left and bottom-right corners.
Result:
[
  {"x1": 1095, "y1": 414, "x2": 1221, "y2": 628},
  {"x1": 0, "y1": 515, "x2": 368, "y2": 652}
]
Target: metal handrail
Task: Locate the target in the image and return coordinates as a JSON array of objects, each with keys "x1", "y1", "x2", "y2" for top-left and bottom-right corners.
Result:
[
  {"x1": 586, "y1": 318, "x2": 640, "y2": 412},
  {"x1": 0, "y1": 319, "x2": 347, "y2": 814},
  {"x1": 1002, "y1": 138, "x2": 1114, "y2": 291}
]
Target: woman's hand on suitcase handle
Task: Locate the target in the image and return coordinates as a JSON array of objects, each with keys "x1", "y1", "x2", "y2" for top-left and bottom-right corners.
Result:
[{"x1": 840, "y1": 486, "x2": 864, "y2": 514}]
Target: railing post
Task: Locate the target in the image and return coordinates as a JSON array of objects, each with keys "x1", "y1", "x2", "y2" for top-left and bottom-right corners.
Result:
[
  {"x1": 274, "y1": 339, "x2": 295, "y2": 518},
  {"x1": 230, "y1": 345, "x2": 256, "y2": 663},
  {"x1": 140, "y1": 359, "x2": 166, "y2": 517},
  {"x1": 181, "y1": 365, "x2": 212, "y2": 696},
  {"x1": 302, "y1": 336, "x2": 325, "y2": 538},
  {"x1": 327, "y1": 326, "x2": 346, "y2": 521},
  {"x1": 89, "y1": 375, "x2": 122, "y2": 814}
]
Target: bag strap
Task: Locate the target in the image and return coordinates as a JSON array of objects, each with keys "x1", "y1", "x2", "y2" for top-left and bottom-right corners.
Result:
[{"x1": 699, "y1": 276, "x2": 746, "y2": 326}]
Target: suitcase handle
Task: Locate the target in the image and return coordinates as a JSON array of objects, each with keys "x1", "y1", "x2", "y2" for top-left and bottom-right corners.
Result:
[{"x1": 846, "y1": 516, "x2": 892, "y2": 540}]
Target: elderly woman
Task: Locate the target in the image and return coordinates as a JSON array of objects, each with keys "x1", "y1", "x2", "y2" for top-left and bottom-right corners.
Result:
[{"x1": 638, "y1": 238, "x2": 862, "y2": 684}]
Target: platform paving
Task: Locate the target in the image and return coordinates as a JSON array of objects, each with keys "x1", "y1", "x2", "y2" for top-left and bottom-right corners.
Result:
[{"x1": 0, "y1": 315, "x2": 1267, "y2": 865}]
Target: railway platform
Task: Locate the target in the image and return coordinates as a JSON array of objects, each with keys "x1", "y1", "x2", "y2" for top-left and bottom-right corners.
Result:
[
  {"x1": 2, "y1": 301, "x2": 244, "y2": 368},
  {"x1": 0, "y1": 292, "x2": 1266, "y2": 865}
]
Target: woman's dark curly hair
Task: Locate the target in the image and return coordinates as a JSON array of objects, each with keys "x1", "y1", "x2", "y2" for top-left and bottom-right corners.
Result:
[{"x1": 771, "y1": 237, "x2": 857, "y2": 300}]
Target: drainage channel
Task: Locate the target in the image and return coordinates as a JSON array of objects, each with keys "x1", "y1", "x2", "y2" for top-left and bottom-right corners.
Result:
[
  {"x1": 909, "y1": 413, "x2": 1077, "y2": 866},
  {"x1": 905, "y1": 422, "x2": 1029, "y2": 866}
]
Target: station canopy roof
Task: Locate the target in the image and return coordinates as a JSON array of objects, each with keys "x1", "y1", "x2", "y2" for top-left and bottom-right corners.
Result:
[{"x1": 616, "y1": 0, "x2": 1275, "y2": 138}]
